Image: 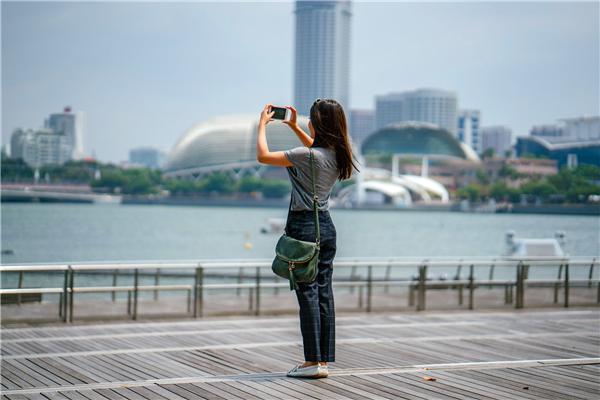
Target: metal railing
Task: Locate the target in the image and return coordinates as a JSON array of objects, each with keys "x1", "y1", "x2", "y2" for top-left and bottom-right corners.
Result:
[{"x1": 1, "y1": 256, "x2": 598, "y2": 322}]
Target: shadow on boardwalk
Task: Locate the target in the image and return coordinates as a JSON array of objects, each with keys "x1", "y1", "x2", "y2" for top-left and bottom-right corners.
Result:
[{"x1": 1, "y1": 307, "x2": 599, "y2": 399}]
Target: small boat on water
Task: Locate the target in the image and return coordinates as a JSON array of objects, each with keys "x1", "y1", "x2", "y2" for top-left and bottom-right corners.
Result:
[
  {"x1": 260, "y1": 217, "x2": 286, "y2": 234},
  {"x1": 505, "y1": 230, "x2": 567, "y2": 257}
]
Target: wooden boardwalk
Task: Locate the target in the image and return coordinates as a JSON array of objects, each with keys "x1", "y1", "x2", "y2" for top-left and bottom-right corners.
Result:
[{"x1": 1, "y1": 308, "x2": 599, "y2": 399}]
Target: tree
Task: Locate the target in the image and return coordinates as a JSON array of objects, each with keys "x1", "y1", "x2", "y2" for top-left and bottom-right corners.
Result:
[
  {"x1": 457, "y1": 184, "x2": 481, "y2": 202},
  {"x1": 202, "y1": 171, "x2": 236, "y2": 194},
  {"x1": 91, "y1": 169, "x2": 126, "y2": 193},
  {"x1": 475, "y1": 169, "x2": 490, "y2": 185},
  {"x1": 520, "y1": 180, "x2": 558, "y2": 199},
  {"x1": 481, "y1": 148, "x2": 495, "y2": 159},
  {"x1": 498, "y1": 164, "x2": 520, "y2": 180},
  {"x1": 261, "y1": 180, "x2": 290, "y2": 198},
  {"x1": 0, "y1": 157, "x2": 33, "y2": 182},
  {"x1": 238, "y1": 176, "x2": 263, "y2": 193}
]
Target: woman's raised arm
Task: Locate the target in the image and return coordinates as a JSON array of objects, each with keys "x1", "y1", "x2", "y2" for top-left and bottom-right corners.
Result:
[{"x1": 284, "y1": 106, "x2": 314, "y2": 147}]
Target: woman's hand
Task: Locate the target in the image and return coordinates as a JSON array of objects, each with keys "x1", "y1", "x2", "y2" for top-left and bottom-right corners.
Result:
[
  {"x1": 283, "y1": 106, "x2": 298, "y2": 128},
  {"x1": 259, "y1": 104, "x2": 275, "y2": 126}
]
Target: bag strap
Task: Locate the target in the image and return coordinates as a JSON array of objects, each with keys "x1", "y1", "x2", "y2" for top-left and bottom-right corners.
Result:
[
  {"x1": 309, "y1": 147, "x2": 320, "y2": 247},
  {"x1": 284, "y1": 147, "x2": 320, "y2": 247}
]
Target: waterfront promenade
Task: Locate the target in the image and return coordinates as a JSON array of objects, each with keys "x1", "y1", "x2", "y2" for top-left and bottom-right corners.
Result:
[{"x1": 1, "y1": 308, "x2": 599, "y2": 399}]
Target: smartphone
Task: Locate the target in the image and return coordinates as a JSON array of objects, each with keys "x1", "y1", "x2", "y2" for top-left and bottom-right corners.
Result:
[{"x1": 269, "y1": 106, "x2": 290, "y2": 121}]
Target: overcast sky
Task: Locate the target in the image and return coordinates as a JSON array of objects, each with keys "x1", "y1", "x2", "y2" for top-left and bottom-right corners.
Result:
[{"x1": 2, "y1": 0, "x2": 598, "y2": 163}]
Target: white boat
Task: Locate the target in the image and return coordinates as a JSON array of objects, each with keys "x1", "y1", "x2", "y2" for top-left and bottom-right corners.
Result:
[
  {"x1": 505, "y1": 230, "x2": 567, "y2": 257},
  {"x1": 261, "y1": 217, "x2": 286, "y2": 234}
]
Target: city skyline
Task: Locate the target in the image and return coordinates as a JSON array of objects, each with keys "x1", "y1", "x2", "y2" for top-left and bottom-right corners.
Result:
[{"x1": 2, "y1": 1, "x2": 598, "y2": 163}]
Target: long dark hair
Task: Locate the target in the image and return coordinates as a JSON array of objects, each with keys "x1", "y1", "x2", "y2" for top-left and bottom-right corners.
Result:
[{"x1": 309, "y1": 98, "x2": 360, "y2": 180}]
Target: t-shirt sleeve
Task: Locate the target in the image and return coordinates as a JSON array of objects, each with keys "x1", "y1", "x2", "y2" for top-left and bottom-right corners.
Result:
[{"x1": 284, "y1": 146, "x2": 310, "y2": 169}]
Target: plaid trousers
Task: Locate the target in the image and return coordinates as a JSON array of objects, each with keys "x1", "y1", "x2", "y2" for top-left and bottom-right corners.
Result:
[{"x1": 284, "y1": 209, "x2": 337, "y2": 362}]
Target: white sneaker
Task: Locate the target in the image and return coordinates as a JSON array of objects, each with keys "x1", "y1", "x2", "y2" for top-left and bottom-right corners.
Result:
[
  {"x1": 319, "y1": 364, "x2": 329, "y2": 378},
  {"x1": 286, "y1": 363, "x2": 326, "y2": 378}
]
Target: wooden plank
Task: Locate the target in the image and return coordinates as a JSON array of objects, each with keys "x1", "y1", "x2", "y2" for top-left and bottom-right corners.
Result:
[
  {"x1": 465, "y1": 369, "x2": 590, "y2": 400},
  {"x1": 128, "y1": 385, "x2": 189, "y2": 400},
  {"x1": 160, "y1": 383, "x2": 226, "y2": 400}
]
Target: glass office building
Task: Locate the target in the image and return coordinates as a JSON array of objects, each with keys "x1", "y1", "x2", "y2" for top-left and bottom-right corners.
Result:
[
  {"x1": 375, "y1": 89, "x2": 458, "y2": 136},
  {"x1": 294, "y1": 0, "x2": 352, "y2": 115}
]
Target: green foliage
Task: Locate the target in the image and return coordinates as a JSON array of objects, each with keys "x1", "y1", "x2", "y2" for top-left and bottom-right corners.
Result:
[
  {"x1": 260, "y1": 180, "x2": 291, "y2": 198},
  {"x1": 520, "y1": 180, "x2": 558, "y2": 199},
  {"x1": 481, "y1": 148, "x2": 495, "y2": 159},
  {"x1": 457, "y1": 184, "x2": 481, "y2": 202},
  {"x1": 498, "y1": 164, "x2": 520, "y2": 180},
  {"x1": 0, "y1": 157, "x2": 33, "y2": 181},
  {"x1": 475, "y1": 169, "x2": 490, "y2": 185},
  {"x1": 202, "y1": 171, "x2": 236, "y2": 194},
  {"x1": 164, "y1": 179, "x2": 205, "y2": 195},
  {"x1": 237, "y1": 176, "x2": 263, "y2": 193},
  {"x1": 458, "y1": 164, "x2": 600, "y2": 204},
  {"x1": 91, "y1": 169, "x2": 126, "y2": 193}
]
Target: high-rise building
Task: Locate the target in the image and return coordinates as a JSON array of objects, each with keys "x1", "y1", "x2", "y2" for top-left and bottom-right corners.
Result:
[
  {"x1": 45, "y1": 106, "x2": 84, "y2": 159},
  {"x1": 129, "y1": 147, "x2": 167, "y2": 169},
  {"x1": 10, "y1": 128, "x2": 71, "y2": 168},
  {"x1": 375, "y1": 89, "x2": 458, "y2": 136},
  {"x1": 294, "y1": 0, "x2": 352, "y2": 115},
  {"x1": 531, "y1": 116, "x2": 599, "y2": 142},
  {"x1": 349, "y1": 109, "x2": 374, "y2": 149},
  {"x1": 10, "y1": 128, "x2": 28, "y2": 160},
  {"x1": 481, "y1": 126, "x2": 512, "y2": 157},
  {"x1": 457, "y1": 110, "x2": 482, "y2": 154}
]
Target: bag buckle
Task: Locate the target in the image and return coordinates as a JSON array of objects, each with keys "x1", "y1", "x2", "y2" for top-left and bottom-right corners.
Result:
[{"x1": 288, "y1": 261, "x2": 296, "y2": 271}]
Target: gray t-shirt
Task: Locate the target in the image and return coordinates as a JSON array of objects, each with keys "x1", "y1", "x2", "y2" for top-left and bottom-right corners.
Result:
[{"x1": 284, "y1": 146, "x2": 339, "y2": 211}]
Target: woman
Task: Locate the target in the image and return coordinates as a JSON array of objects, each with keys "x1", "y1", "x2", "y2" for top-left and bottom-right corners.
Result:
[{"x1": 256, "y1": 98, "x2": 360, "y2": 378}]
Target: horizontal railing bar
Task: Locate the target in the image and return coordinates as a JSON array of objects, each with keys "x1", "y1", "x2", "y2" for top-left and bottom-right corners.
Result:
[
  {"x1": 1, "y1": 256, "x2": 596, "y2": 273},
  {"x1": 3, "y1": 279, "x2": 599, "y2": 296}
]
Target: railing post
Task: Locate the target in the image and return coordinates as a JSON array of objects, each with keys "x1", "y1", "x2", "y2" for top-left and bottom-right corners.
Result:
[
  {"x1": 468, "y1": 264, "x2": 474, "y2": 310},
  {"x1": 255, "y1": 267, "x2": 261, "y2": 316},
  {"x1": 62, "y1": 268, "x2": 69, "y2": 322},
  {"x1": 17, "y1": 270, "x2": 24, "y2": 305},
  {"x1": 366, "y1": 265, "x2": 373, "y2": 313},
  {"x1": 515, "y1": 261, "x2": 525, "y2": 309},
  {"x1": 488, "y1": 261, "x2": 495, "y2": 289},
  {"x1": 112, "y1": 269, "x2": 118, "y2": 302},
  {"x1": 554, "y1": 264, "x2": 563, "y2": 304},
  {"x1": 358, "y1": 285, "x2": 363, "y2": 309},
  {"x1": 455, "y1": 260, "x2": 463, "y2": 305},
  {"x1": 350, "y1": 265, "x2": 357, "y2": 294},
  {"x1": 193, "y1": 264, "x2": 204, "y2": 318},
  {"x1": 249, "y1": 288, "x2": 254, "y2": 312},
  {"x1": 187, "y1": 289, "x2": 192, "y2": 313},
  {"x1": 133, "y1": 268, "x2": 139, "y2": 320},
  {"x1": 588, "y1": 259, "x2": 595, "y2": 288},
  {"x1": 384, "y1": 263, "x2": 391, "y2": 294},
  {"x1": 417, "y1": 263, "x2": 427, "y2": 311},
  {"x1": 237, "y1": 267, "x2": 243, "y2": 297},
  {"x1": 154, "y1": 268, "x2": 160, "y2": 301},
  {"x1": 564, "y1": 263, "x2": 569, "y2": 308},
  {"x1": 68, "y1": 266, "x2": 74, "y2": 322}
]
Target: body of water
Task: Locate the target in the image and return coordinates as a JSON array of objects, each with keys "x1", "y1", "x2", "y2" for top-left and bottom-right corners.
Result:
[
  {"x1": 1, "y1": 203, "x2": 598, "y2": 290},
  {"x1": 2, "y1": 203, "x2": 598, "y2": 263}
]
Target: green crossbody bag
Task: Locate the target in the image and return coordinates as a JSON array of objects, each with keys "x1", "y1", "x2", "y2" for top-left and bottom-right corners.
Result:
[{"x1": 272, "y1": 147, "x2": 321, "y2": 291}]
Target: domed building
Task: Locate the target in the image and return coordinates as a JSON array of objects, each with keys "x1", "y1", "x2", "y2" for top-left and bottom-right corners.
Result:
[
  {"x1": 163, "y1": 115, "x2": 311, "y2": 178},
  {"x1": 361, "y1": 121, "x2": 480, "y2": 162},
  {"x1": 336, "y1": 121, "x2": 482, "y2": 207},
  {"x1": 163, "y1": 115, "x2": 481, "y2": 208}
]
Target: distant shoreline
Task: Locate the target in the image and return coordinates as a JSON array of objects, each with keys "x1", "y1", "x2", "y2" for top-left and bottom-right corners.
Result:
[
  {"x1": 2, "y1": 194, "x2": 598, "y2": 215},
  {"x1": 120, "y1": 196, "x2": 600, "y2": 216}
]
